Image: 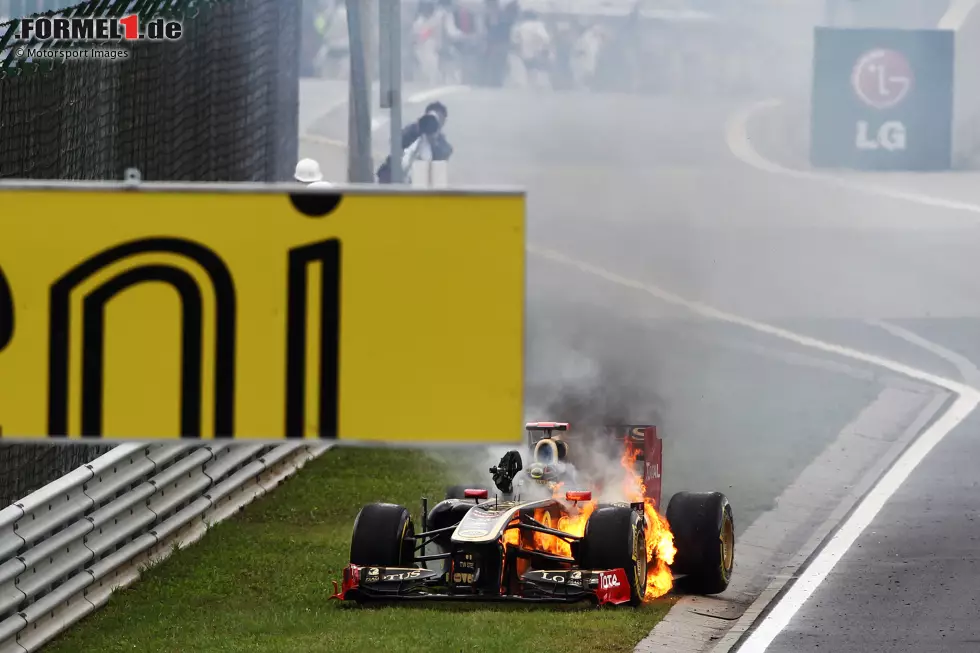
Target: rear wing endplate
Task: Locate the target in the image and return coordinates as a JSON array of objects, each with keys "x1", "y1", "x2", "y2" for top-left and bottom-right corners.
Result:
[{"x1": 605, "y1": 425, "x2": 662, "y2": 510}]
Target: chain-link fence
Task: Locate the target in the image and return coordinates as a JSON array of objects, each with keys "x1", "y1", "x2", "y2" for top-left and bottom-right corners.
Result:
[
  {"x1": 0, "y1": 443, "x2": 115, "y2": 508},
  {"x1": 0, "y1": 0, "x2": 301, "y2": 508},
  {"x1": 0, "y1": 0, "x2": 299, "y2": 181}
]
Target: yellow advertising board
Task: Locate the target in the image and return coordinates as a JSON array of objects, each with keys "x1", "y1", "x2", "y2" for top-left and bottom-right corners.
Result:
[{"x1": 0, "y1": 183, "x2": 525, "y2": 443}]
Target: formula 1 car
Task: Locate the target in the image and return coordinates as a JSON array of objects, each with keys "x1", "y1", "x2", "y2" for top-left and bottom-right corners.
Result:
[{"x1": 331, "y1": 423, "x2": 735, "y2": 606}]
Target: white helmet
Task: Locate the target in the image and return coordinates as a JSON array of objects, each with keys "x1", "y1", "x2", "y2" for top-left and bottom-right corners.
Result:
[
  {"x1": 294, "y1": 158, "x2": 323, "y2": 183},
  {"x1": 307, "y1": 180, "x2": 334, "y2": 189}
]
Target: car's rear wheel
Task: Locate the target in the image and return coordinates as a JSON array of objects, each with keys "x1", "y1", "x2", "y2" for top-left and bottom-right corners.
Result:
[
  {"x1": 580, "y1": 505, "x2": 647, "y2": 606},
  {"x1": 350, "y1": 503, "x2": 415, "y2": 567},
  {"x1": 665, "y1": 491, "x2": 734, "y2": 595}
]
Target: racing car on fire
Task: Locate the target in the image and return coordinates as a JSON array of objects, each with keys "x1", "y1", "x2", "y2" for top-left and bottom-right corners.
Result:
[{"x1": 332, "y1": 423, "x2": 735, "y2": 606}]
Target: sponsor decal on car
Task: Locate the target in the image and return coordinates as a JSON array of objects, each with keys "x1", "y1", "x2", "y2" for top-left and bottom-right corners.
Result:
[
  {"x1": 599, "y1": 571, "x2": 621, "y2": 590},
  {"x1": 538, "y1": 570, "x2": 567, "y2": 584},
  {"x1": 382, "y1": 569, "x2": 423, "y2": 582},
  {"x1": 466, "y1": 510, "x2": 502, "y2": 521}
]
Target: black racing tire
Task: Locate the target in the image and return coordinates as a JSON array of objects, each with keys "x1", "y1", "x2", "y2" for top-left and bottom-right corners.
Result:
[
  {"x1": 665, "y1": 491, "x2": 734, "y2": 595},
  {"x1": 445, "y1": 484, "x2": 489, "y2": 500},
  {"x1": 350, "y1": 503, "x2": 415, "y2": 567},
  {"x1": 580, "y1": 505, "x2": 647, "y2": 606}
]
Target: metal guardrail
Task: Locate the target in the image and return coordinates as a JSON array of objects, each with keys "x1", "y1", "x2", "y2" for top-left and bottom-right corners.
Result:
[{"x1": 0, "y1": 440, "x2": 330, "y2": 653}]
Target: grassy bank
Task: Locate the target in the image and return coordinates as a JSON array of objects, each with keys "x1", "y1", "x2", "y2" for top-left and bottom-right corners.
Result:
[{"x1": 45, "y1": 447, "x2": 672, "y2": 653}]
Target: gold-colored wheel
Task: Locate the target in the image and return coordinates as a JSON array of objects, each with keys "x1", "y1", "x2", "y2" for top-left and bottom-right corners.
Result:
[
  {"x1": 635, "y1": 526, "x2": 648, "y2": 597},
  {"x1": 721, "y1": 515, "x2": 734, "y2": 572}
]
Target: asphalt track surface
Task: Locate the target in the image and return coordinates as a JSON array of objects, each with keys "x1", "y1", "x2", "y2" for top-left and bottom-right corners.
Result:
[
  {"x1": 303, "y1": 84, "x2": 980, "y2": 651},
  {"x1": 763, "y1": 409, "x2": 980, "y2": 653}
]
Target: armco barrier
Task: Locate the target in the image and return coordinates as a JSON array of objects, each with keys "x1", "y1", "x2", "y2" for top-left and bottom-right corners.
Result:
[{"x1": 0, "y1": 441, "x2": 331, "y2": 653}]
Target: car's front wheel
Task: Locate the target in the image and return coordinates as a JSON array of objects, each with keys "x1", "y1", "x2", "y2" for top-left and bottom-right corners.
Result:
[
  {"x1": 579, "y1": 505, "x2": 647, "y2": 606},
  {"x1": 350, "y1": 502, "x2": 415, "y2": 567}
]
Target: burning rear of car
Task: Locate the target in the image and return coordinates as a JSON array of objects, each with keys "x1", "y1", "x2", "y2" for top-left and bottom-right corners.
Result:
[{"x1": 331, "y1": 423, "x2": 734, "y2": 606}]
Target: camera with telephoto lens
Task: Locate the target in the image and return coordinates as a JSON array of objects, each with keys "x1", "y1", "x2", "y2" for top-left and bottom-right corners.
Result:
[
  {"x1": 418, "y1": 112, "x2": 441, "y2": 136},
  {"x1": 490, "y1": 450, "x2": 523, "y2": 494}
]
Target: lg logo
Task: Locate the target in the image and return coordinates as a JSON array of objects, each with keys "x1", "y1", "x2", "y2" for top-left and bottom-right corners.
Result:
[
  {"x1": 850, "y1": 49, "x2": 912, "y2": 155},
  {"x1": 851, "y1": 49, "x2": 914, "y2": 110},
  {"x1": 856, "y1": 121, "x2": 907, "y2": 152}
]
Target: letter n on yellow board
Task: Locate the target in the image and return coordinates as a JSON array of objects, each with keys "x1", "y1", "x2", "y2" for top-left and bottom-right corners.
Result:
[{"x1": 0, "y1": 186, "x2": 525, "y2": 444}]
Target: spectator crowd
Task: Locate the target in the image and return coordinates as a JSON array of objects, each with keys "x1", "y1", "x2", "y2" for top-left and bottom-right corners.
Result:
[{"x1": 301, "y1": 0, "x2": 659, "y2": 93}]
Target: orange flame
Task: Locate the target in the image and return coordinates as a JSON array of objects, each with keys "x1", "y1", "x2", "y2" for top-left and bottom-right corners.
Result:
[
  {"x1": 498, "y1": 442, "x2": 677, "y2": 603},
  {"x1": 502, "y1": 521, "x2": 521, "y2": 548},
  {"x1": 621, "y1": 444, "x2": 677, "y2": 600},
  {"x1": 531, "y1": 495, "x2": 597, "y2": 559}
]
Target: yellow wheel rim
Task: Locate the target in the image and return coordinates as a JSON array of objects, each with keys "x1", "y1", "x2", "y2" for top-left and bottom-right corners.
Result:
[
  {"x1": 635, "y1": 527, "x2": 647, "y2": 595},
  {"x1": 721, "y1": 515, "x2": 734, "y2": 572}
]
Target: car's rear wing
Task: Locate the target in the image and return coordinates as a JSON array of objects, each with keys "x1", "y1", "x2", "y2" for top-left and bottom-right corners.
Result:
[
  {"x1": 524, "y1": 422, "x2": 662, "y2": 509},
  {"x1": 604, "y1": 425, "x2": 662, "y2": 510}
]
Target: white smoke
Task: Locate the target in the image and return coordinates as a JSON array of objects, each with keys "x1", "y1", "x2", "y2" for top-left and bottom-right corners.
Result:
[
  {"x1": 443, "y1": 417, "x2": 649, "y2": 507},
  {"x1": 439, "y1": 301, "x2": 664, "y2": 505}
]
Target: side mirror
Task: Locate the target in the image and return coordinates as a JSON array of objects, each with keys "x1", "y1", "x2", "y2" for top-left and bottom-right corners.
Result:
[
  {"x1": 565, "y1": 490, "x2": 592, "y2": 503},
  {"x1": 464, "y1": 488, "x2": 489, "y2": 500}
]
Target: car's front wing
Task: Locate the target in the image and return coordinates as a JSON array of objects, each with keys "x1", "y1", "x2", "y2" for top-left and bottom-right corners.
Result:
[{"x1": 330, "y1": 565, "x2": 633, "y2": 605}]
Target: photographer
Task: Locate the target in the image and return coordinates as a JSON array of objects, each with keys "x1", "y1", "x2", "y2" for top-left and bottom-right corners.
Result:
[{"x1": 376, "y1": 101, "x2": 454, "y2": 184}]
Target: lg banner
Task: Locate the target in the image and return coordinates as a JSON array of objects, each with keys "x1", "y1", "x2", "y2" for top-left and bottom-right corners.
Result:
[{"x1": 810, "y1": 27, "x2": 954, "y2": 171}]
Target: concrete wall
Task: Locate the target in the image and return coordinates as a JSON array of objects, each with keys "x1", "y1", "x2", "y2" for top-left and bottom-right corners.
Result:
[{"x1": 941, "y1": 1, "x2": 980, "y2": 168}]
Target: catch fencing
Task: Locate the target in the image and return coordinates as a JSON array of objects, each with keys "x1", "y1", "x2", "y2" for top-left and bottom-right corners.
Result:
[
  {"x1": 0, "y1": 0, "x2": 300, "y2": 182},
  {"x1": 0, "y1": 0, "x2": 304, "y2": 549},
  {"x1": 0, "y1": 445, "x2": 114, "y2": 511}
]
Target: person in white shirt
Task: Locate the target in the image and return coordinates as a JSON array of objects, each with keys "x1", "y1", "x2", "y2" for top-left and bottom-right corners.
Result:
[
  {"x1": 313, "y1": 0, "x2": 349, "y2": 80},
  {"x1": 413, "y1": 0, "x2": 468, "y2": 85},
  {"x1": 434, "y1": 0, "x2": 469, "y2": 84},
  {"x1": 511, "y1": 10, "x2": 553, "y2": 88},
  {"x1": 570, "y1": 22, "x2": 607, "y2": 89},
  {"x1": 412, "y1": 2, "x2": 443, "y2": 85}
]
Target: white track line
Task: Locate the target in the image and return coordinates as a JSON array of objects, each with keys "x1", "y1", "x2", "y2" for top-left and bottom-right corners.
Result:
[
  {"x1": 737, "y1": 395, "x2": 977, "y2": 653},
  {"x1": 870, "y1": 319, "x2": 980, "y2": 388},
  {"x1": 724, "y1": 100, "x2": 980, "y2": 217},
  {"x1": 529, "y1": 245, "x2": 977, "y2": 397},
  {"x1": 527, "y1": 244, "x2": 980, "y2": 652},
  {"x1": 707, "y1": 99, "x2": 980, "y2": 650}
]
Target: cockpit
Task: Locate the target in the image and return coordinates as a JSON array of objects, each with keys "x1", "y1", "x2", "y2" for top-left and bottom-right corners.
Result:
[
  {"x1": 526, "y1": 421, "x2": 571, "y2": 465},
  {"x1": 532, "y1": 437, "x2": 568, "y2": 464}
]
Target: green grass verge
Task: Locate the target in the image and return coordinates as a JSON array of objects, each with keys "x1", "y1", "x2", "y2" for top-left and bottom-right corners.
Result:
[{"x1": 46, "y1": 447, "x2": 673, "y2": 653}]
